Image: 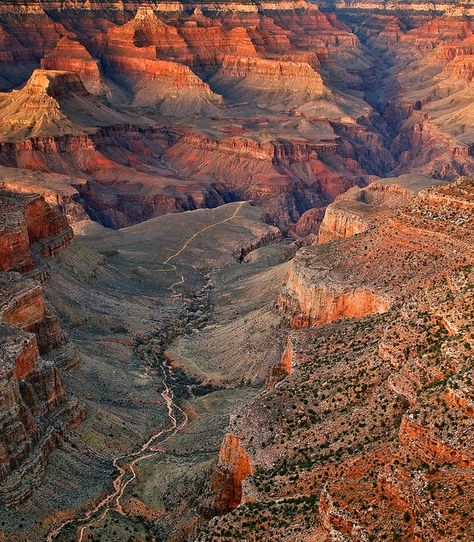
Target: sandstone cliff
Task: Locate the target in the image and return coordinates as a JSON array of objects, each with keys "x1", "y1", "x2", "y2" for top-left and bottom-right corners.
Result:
[
  {"x1": 317, "y1": 174, "x2": 441, "y2": 244},
  {"x1": 212, "y1": 434, "x2": 253, "y2": 514},
  {"x1": 0, "y1": 190, "x2": 73, "y2": 272}
]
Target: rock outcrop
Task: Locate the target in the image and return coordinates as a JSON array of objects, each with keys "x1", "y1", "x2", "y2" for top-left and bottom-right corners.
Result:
[
  {"x1": 0, "y1": 166, "x2": 88, "y2": 224},
  {"x1": 317, "y1": 174, "x2": 441, "y2": 244},
  {"x1": 279, "y1": 256, "x2": 391, "y2": 327},
  {"x1": 0, "y1": 273, "x2": 69, "y2": 358},
  {"x1": 212, "y1": 434, "x2": 253, "y2": 514},
  {"x1": 0, "y1": 69, "x2": 135, "y2": 141},
  {"x1": 102, "y1": 10, "x2": 222, "y2": 111},
  {"x1": 41, "y1": 37, "x2": 105, "y2": 95},
  {"x1": 0, "y1": 320, "x2": 81, "y2": 506},
  {"x1": 267, "y1": 335, "x2": 294, "y2": 388},
  {"x1": 0, "y1": 189, "x2": 73, "y2": 272},
  {"x1": 209, "y1": 56, "x2": 326, "y2": 105}
]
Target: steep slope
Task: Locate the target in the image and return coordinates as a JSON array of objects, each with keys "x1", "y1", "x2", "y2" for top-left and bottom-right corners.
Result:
[
  {"x1": 41, "y1": 37, "x2": 106, "y2": 96},
  {"x1": 342, "y1": 10, "x2": 474, "y2": 179},
  {"x1": 102, "y1": 8, "x2": 223, "y2": 112},
  {"x1": 199, "y1": 177, "x2": 474, "y2": 542},
  {"x1": 317, "y1": 173, "x2": 441, "y2": 243},
  {"x1": 0, "y1": 165, "x2": 88, "y2": 224}
]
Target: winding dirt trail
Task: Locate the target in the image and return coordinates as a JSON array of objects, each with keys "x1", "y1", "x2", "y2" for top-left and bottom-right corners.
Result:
[
  {"x1": 164, "y1": 201, "x2": 245, "y2": 266},
  {"x1": 163, "y1": 201, "x2": 245, "y2": 294},
  {"x1": 47, "y1": 202, "x2": 244, "y2": 541}
]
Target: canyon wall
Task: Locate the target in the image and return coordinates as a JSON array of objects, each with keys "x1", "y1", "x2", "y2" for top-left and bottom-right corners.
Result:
[
  {"x1": 0, "y1": 189, "x2": 82, "y2": 506},
  {"x1": 0, "y1": 190, "x2": 73, "y2": 272},
  {"x1": 279, "y1": 257, "x2": 391, "y2": 327},
  {"x1": 0, "y1": 0, "x2": 470, "y2": 233},
  {"x1": 200, "y1": 177, "x2": 474, "y2": 541}
]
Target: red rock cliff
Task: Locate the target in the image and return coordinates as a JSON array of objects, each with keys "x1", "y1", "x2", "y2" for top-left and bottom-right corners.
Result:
[
  {"x1": 212, "y1": 434, "x2": 253, "y2": 514},
  {"x1": 0, "y1": 189, "x2": 81, "y2": 506}
]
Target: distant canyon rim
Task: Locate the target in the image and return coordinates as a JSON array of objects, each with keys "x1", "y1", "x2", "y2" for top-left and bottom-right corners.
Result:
[{"x1": 0, "y1": 1, "x2": 473, "y2": 541}]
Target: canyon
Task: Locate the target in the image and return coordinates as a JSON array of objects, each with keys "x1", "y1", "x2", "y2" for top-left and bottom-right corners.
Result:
[
  {"x1": 0, "y1": 0, "x2": 472, "y2": 233},
  {"x1": 200, "y1": 176, "x2": 474, "y2": 542},
  {"x1": 0, "y1": 0, "x2": 472, "y2": 541}
]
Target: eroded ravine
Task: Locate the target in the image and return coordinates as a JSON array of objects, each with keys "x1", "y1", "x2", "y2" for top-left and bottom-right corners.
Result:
[
  {"x1": 47, "y1": 203, "x2": 246, "y2": 541},
  {"x1": 47, "y1": 344, "x2": 188, "y2": 542}
]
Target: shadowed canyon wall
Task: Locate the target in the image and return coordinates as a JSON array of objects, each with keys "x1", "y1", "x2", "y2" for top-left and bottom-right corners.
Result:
[{"x1": 0, "y1": 190, "x2": 82, "y2": 506}]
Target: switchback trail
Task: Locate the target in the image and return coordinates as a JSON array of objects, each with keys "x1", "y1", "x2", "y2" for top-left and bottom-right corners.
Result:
[
  {"x1": 160, "y1": 201, "x2": 244, "y2": 293},
  {"x1": 163, "y1": 201, "x2": 245, "y2": 265}
]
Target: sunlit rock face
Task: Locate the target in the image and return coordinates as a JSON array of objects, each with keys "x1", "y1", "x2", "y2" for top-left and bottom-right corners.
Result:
[
  {"x1": 279, "y1": 255, "x2": 392, "y2": 327},
  {"x1": 0, "y1": 0, "x2": 470, "y2": 234},
  {"x1": 199, "y1": 178, "x2": 474, "y2": 541},
  {"x1": 212, "y1": 434, "x2": 253, "y2": 514}
]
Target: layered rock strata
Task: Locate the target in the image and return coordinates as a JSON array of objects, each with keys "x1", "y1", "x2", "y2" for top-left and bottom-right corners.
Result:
[
  {"x1": 0, "y1": 2, "x2": 427, "y2": 232},
  {"x1": 317, "y1": 174, "x2": 441, "y2": 244},
  {"x1": 0, "y1": 189, "x2": 81, "y2": 506},
  {"x1": 0, "y1": 189, "x2": 73, "y2": 272}
]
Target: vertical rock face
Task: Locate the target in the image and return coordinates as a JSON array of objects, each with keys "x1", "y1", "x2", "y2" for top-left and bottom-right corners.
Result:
[
  {"x1": 212, "y1": 434, "x2": 253, "y2": 514},
  {"x1": 24, "y1": 192, "x2": 74, "y2": 256},
  {"x1": 0, "y1": 275, "x2": 46, "y2": 329},
  {"x1": 209, "y1": 56, "x2": 326, "y2": 104},
  {"x1": 0, "y1": 273, "x2": 68, "y2": 356},
  {"x1": 278, "y1": 251, "x2": 391, "y2": 327},
  {"x1": 0, "y1": 190, "x2": 73, "y2": 272},
  {"x1": 0, "y1": 320, "x2": 80, "y2": 506},
  {"x1": 0, "y1": 189, "x2": 81, "y2": 505},
  {"x1": 317, "y1": 176, "x2": 441, "y2": 244},
  {"x1": 0, "y1": 193, "x2": 35, "y2": 273},
  {"x1": 317, "y1": 202, "x2": 370, "y2": 244},
  {"x1": 279, "y1": 176, "x2": 467, "y2": 330},
  {"x1": 0, "y1": 166, "x2": 89, "y2": 225},
  {"x1": 41, "y1": 36, "x2": 104, "y2": 95},
  {"x1": 267, "y1": 335, "x2": 293, "y2": 388}
]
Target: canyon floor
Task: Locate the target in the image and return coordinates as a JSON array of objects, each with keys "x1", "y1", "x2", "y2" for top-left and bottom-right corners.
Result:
[
  {"x1": 0, "y1": 202, "x2": 293, "y2": 542},
  {"x1": 2, "y1": 174, "x2": 472, "y2": 542}
]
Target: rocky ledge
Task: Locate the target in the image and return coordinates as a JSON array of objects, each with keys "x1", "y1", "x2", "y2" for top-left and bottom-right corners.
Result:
[{"x1": 199, "y1": 177, "x2": 474, "y2": 541}]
